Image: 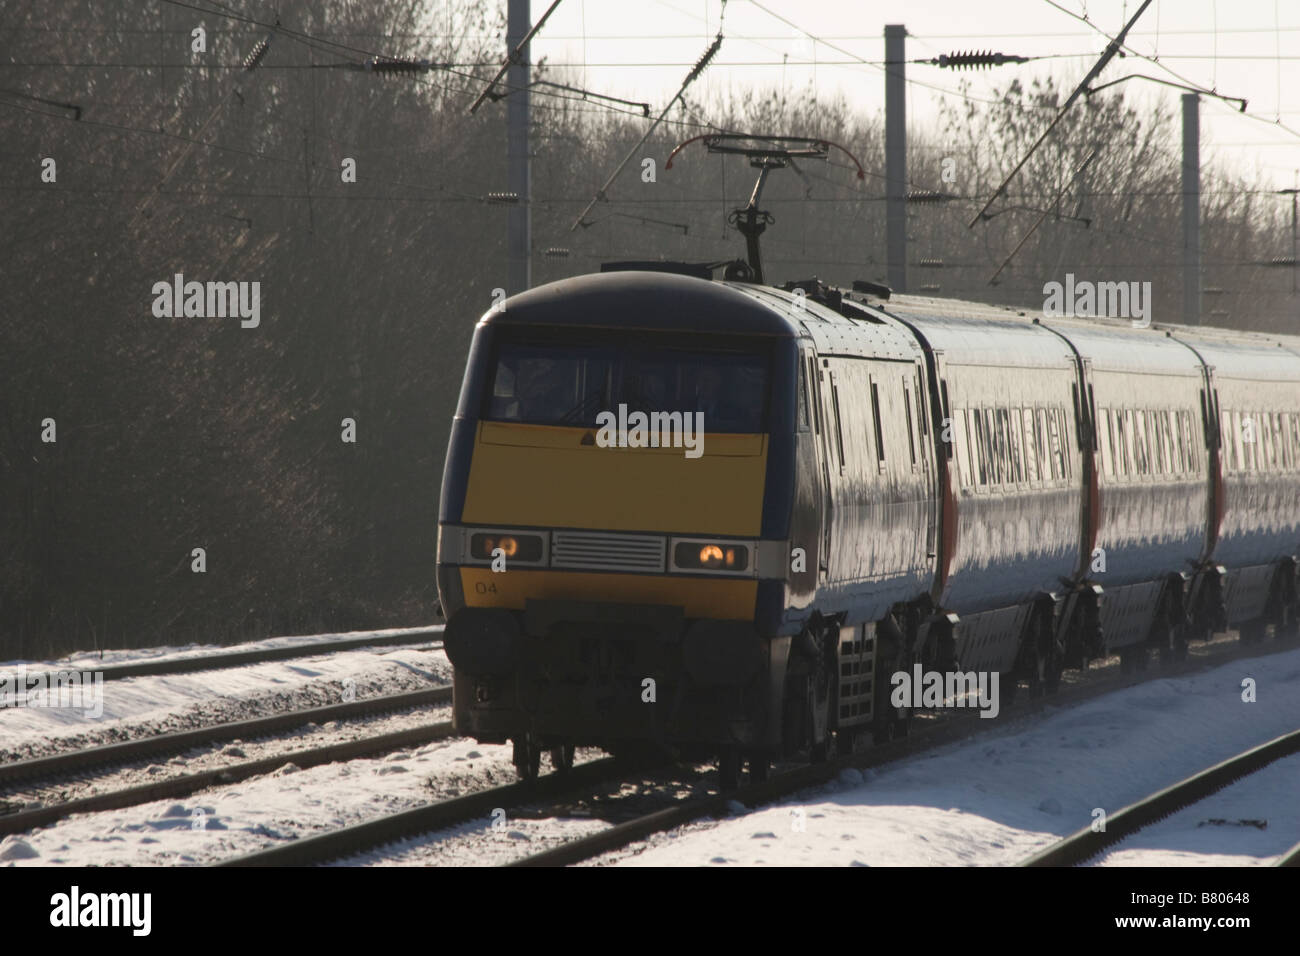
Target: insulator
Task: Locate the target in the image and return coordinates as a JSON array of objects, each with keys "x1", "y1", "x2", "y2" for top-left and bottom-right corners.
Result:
[
  {"x1": 937, "y1": 50, "x2": 1027, "y2": 70},
  {"x1": 243, "y1": 36, "x2": 271, "y2": 72},
  {"x1": 365, "y1": 57, "x2": 430, "y2": 73},
  {"x1": 907, "y1": 189, "x2": 953, "y2": 204}
]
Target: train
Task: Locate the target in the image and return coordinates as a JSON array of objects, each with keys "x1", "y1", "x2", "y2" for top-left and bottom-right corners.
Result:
[{"x1": 435, "y1": 265, "x2": 1300, "y2": 787}]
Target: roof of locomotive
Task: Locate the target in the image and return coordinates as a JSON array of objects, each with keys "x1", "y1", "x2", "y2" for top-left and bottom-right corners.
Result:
[
  {"x1": 488, "y1": 270, "x2": 1300, "y2": 378},
  {"x1": 487, "y1": 270, "x2": 800, "y2": 336},
  {"x1": 489, "y1": 270, "x2": 926, "y2": 361}
]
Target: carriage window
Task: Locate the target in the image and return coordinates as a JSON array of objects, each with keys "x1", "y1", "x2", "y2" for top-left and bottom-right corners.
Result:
[
  {"x1": 1154, "y1": 410, "x2": 1166, "y2": 475},
  {"x1": 1271, "y1": 413, "x2": 1283, "y2": 470},
  {"x1": 1284, "y1": 411, "x2": 1294, "y2": 470},
  {"x1": 1046, "y1": 409, "x2": 1062, "y2": 481},
  {"x1": 808, "y1": 357, "x2": 822, "y2": 435},
  {"x1": 1281, "y1": 413, "x2": 1292, "y2": 470},
  {"x1": 1023, "y1": 407, "x2": 1039, "y2": 484},
  {"x1": 831, "y1": 377, "x2": 847, "y2": 472},
  {"x1": 1133, "y1": 410, "x2": 1149, "y2": 476},
  {"x1": 1006, "y1": 408, "x2": 1024, "y2": 484},
  {"x1": 1172, "y1": 410, "x2": 1183, "y2": 474},
  {"x1": 870, "y1": 381, "x2": 886, "y2": 463},
  {"x1": 955, "y1": 409, "x2": 971, "y2": 488},
  {"x1": 1239, "y1": 412, "x2": 1253, "y2": 471},
  {"x1": 796, "y1": 359, "x2": 810, "y2": 431},
  {"x1": 1059, "y1": 408, "x2": 1072, "y2": 479},
  {"x1": 1171, "y1": 410, "x2": 1185, "y2": 474},
  {"x1": 971, "y1": 408, "x2": 988, "y2": 487},
  {"x1": 1035, "y1": 408, "x2": 1049, "y2": 480},
  {"x1": 1253, "y1": 411, "x2": 1263, "y2": 470},
  {"x1": 902, "y1": 383, "x2": 917, "y2": 466},
  {"x1": 988, "y1": 408, "x2": 999, "y2": 484},
  {"x1": 1099, "y1": 408, "x2": 1113, "y2": 478},
  {"x1": 1120, "y1": 409, "x2": 1134, "y2": 477},
  {"x1": 990, "y1": 408, "x2": 1004, "y2": 484}
]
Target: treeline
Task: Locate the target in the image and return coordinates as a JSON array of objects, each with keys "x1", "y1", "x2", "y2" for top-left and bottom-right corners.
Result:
[{"x1": 0, "y1": 2, "x2": 1292, "y2": 658}]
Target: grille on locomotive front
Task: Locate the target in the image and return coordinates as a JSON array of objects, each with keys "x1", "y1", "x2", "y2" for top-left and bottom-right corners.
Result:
[{"x1": 549, "y1": 530, "x2": 667, "y2": 573}]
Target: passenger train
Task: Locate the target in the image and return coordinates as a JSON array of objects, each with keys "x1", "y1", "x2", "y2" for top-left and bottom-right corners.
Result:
[{"x1": 436, "y1": 266, "x2": 1300, "y2": 787}]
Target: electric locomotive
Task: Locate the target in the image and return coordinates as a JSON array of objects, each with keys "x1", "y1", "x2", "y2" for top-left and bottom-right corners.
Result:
[{"x1": 436, "y1": 270, "x2": 928, "y2": 783}]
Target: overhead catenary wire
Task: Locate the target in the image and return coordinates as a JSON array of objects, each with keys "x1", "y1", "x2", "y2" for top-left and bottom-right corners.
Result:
[
  {"x1": 6, "y1": 0, "x2": 1292, "y2": 293},
  {"x1": 1042, "y1": 0, "x2": 1300, "y2": 145},
  {"x1": 970, "y1": 0, "x2": 1157, "y2": 228},
  {"x1": 569, "y1": 27, "x2": 725, "y2": 231}
]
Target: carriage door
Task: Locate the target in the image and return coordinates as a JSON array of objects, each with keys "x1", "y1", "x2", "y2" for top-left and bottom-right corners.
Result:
[
  {"x1": 808, "y1": 353, "x2": 838, "y2": 580},
  {"x1": 906, "y1": 362, "x2": 938, "y2": 566}
]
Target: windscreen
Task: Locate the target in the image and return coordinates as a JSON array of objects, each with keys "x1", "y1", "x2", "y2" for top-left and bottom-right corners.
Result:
[{"x1": 484, "y1": 335, "x2": 769, "y2": 433}]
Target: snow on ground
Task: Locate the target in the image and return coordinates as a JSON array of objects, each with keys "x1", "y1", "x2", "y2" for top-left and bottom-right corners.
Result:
[
  {"x1": 0, "y1": 637, "x2": 451, "y2": 759},
  {"x1": 602, "y1": 645, "x2": 1300, "y2": 866},
  {"x1": 1, "y1": 626, "x2": 441, "y2": 674},
  {"x1": 1094, "y1": 751, "x2": 1300, "y2": 867},
  {"x1": 0, "y1": 735, "x2": 516, "y2": 866},
  {"x1": 3, "y1": 634, "x2": 1297, "y2": 867},
  {"x1": 2, "y1": 705, "x2": 453, "y2": 813}
]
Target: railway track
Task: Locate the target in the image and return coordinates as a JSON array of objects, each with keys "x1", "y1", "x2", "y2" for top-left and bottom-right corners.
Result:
[
  {"x1": 219, "y1": 757, "x2": 624, "y2": 866},
  {"x1": 508, "y1": 635, "x2": 1300, "y2": 867},
  {"x1": 217, "y1": 631, "x2": 1292, "y2": 867},
  {"x1": 1020, "y1": 728, "x2": 1300, "y2": 867},
  {"x1": 14, "y1": 626, "x2": 444, "y2": 685},
  {"x1": 0, "y1": 719, "x2": 455, "y2": 839},
  {"x1": 0, "y1": 685, "x2": 451, "y2": 787}
]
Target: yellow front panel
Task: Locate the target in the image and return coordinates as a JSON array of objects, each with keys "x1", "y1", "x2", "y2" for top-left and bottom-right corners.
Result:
[
  {"x1": 462, "y1": 422, "x2": 768, "y2": 536},
  {"x1": 460, "y1": 567, "x2": 757, "y2": 620}
]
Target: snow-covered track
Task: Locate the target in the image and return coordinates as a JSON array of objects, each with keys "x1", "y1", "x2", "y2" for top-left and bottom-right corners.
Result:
[
  {"x1": 208, "y1": 634, "x2": 1296, "y2": 868},
  {"x1": 218, "y1": 757, "x2": 623, "y2": 866},
  {"x1": 0, "y1": 719, "x2": 454, "y2": 839},
  {"x1": 21, "y1": 626, "x2": 443, "y2": 685},
  {"x1": 1021, "y1": 729, "x2": 1300, "y2": 867},
  {"x1": 0, "y1": 686, "x2": 450, "y2": 786}
]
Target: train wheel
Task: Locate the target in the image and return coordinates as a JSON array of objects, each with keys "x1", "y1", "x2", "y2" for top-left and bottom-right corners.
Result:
[
  {"x1": 811, "y1": 730, "x2": 837, "y2": 764},
  {"x1": 1005, "y1": 675, "x2": 1022, "y2": 704},
  {"x1": 718, "y1": 746, "x2": 741, "y2": 792},
  {"x1": 1240, "y1": 620, "x2": 1267, "y2": 644},
  {"x1": 1044, "y1": 641, "x2": 1063, "y2": 693},
  {"x1": 747, "y1": 751, "x2": 771, "y2": 784},
  {"x1": 871, "y1": 616, "x2": 912, "y2": 744},
  {"x1": 550, "y1": 744, "x2": 575, "y2": 775},
  {"x1": 513, "y1": 738, "x2": 540, "y2": 782}
]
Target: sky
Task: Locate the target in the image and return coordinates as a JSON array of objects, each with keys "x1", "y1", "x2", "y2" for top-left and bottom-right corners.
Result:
[{"x1": 507, "y1": 0, "x2": 1300, "y2": 193}]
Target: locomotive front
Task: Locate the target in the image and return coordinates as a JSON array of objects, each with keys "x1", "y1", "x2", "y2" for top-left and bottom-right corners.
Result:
[{"x1": 436, "y1": 272, "x2": 801, "y2": 777}]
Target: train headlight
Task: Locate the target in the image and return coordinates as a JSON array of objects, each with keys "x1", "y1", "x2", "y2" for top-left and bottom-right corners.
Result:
[
  {"x1": 673, "y1": 541, "x2": 749, "y2": 572},
  {"x1": 470, "y1": 532, "x2": 543, "y2": 562}
]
